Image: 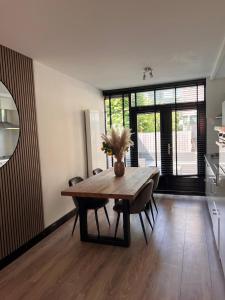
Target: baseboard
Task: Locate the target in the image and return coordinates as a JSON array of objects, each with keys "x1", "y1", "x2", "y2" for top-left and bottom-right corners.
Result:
[
  {"x1": 0, "y1": 209, "x2": 76, "y2": 271},
  {"x1": 156, "y1": 190, "x2": 205, "y2": 196}
]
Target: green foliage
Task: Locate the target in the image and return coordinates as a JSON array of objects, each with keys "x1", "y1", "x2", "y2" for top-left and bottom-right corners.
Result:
[
  {"x1": 137, "y1": 114, "x2": 160, "y2": 133},
  {"x1": 101, "y1": 141, "x2": 113, "y2": 156},
  {"x1": 105, "y1": 97, "x2": 129, "y2": 131},
  {"x1": 105, "y1": 94, "x2": 182, "y2": 133}
]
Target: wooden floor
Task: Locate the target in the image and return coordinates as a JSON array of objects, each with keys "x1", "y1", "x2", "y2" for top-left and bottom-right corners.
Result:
[{"x1": 0, "y1": 195, "x2": 225, "y2": 300}]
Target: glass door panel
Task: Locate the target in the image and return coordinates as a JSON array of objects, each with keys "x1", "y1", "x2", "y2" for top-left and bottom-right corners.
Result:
[
  {"x1": 137, "y1": 113, "x2": 161, "y2": 169},
  {"x1": 172, "y1": 111, "x2": 177, "y2": 174},
  {"x1": 172, "y1": 110, "x2": 197, "y2": 175},
  {"x1": 136, "y1": 109, "x2": 198, "y2": 176},
  {"x1": 156, "y1": 116, "x2": 161, "y2": 170}
]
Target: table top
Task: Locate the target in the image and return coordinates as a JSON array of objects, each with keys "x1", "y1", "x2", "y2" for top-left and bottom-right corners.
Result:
[{"x1": 61, "y1": 167, "x2": 158, "y2": 201}]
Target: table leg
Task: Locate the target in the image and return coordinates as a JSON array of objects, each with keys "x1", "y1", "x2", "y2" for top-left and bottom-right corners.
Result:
[
  {"x1": 122, "y1": 199, "x2": 131, "y2": 247},
  {"x1": 77, "y1": 198, "x2": 131, "y2": 247},
  {"x1": 78, "y1": 199, "x2": 88, "y2": 242}
]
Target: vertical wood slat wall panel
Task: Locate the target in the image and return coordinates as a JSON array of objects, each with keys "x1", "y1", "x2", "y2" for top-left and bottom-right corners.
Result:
[{"x1": 0, "y1": 44, "x2": 44, "y2": 260}]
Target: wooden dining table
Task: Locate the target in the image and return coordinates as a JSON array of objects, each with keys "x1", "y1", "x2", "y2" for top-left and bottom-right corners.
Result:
[{"x1": 61, "y1": 166, "x2": 158, "y2": 247}]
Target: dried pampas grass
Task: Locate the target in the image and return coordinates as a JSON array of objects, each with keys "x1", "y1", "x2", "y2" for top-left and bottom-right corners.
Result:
[{"x1": 101, "y1": 127, "x2": 133, "y2": 161}]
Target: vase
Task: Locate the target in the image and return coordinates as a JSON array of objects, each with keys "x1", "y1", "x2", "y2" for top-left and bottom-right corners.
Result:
[{"x1": 114, "y1": 160, "x2": 125, "y2": 177}]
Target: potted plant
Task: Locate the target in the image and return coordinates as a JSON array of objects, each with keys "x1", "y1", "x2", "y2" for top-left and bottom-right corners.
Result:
[{"x1": 101, "y1": 127, "x2": 133, "y2": 177}]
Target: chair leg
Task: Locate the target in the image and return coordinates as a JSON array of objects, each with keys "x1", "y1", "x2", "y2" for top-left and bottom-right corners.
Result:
[
  {"x1": 152, "y1": 194, "x2": 158, "y2": 213},
  {"x1": 139, "y1": 213, "x2": 148, "y2": 245},
  {"x1": 145, "y1": 202, "x2": 150, "y2": 210},
  {"x1": 114, "y1": 213, "x2": 120, "y2": 238},
  {"x1": 104, "y1": 206, "x2": 110, "y2": 226},
  {"x1": 149, "y1": 200, "x2": 155, "y2": 222},
  {"x1": 72, "y1": 210, "x2": 79, "y2": 236},
  {"x1": 114, "y1": 199, "x2": 119, "y2": 205},
  {"x1": 94, "y1": 209, "x2": 100, "y2": 237},
  {"x1": 144, "y1": 209, "x2": 153, "y2": 230}
]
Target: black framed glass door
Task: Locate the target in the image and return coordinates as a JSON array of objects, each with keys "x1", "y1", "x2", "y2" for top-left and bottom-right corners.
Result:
[
  {"x1": 133, "y1": 108, "x2": 198, "y2": 174},
  {"x1": 135, "y1": 110, "x2": 173, "y2": 175},
  {"x1": 130, "y1": 106, "x2": 202, "y2": 193}
]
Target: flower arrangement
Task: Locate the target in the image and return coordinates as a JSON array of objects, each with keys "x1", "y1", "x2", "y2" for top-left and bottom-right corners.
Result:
[{"x1": 101, "y1": 127, "x2": 133, "y2": 162}]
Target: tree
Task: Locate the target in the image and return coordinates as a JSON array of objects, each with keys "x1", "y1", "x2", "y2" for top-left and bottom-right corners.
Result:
[
  {"x1": 105, "y1": 94, "x2": 181, "y2": 133},
  {"x1": 137, "y1": 113, "x2": 160, "y2": 133}
]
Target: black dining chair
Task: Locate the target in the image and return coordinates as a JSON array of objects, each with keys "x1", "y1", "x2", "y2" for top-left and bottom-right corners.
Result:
[
  {"x1": 93, "y1": 168, "x2": 119, "y2": 206},
  {"x1": 146, "y1": 171, "x2": 160, "y2": 222},
  {"x1": 113, "y1": 179, "x2": 154, "y2": 244},
  {"x1": 151, "y1": 170, "x2": 160, "y2": 214},
  {"x1": 93, "y1": 168, "x2": 103, "y2": 175},
  {"x1": 68, "y1": 176, "x2": 110, "y2": 237},
  {"x1": 146, "y1": 192, "x2": 155, "y2": 223}
]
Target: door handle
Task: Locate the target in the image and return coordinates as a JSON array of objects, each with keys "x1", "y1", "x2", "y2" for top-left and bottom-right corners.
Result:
[{"x1": 168, "y1": 143, "x2": 172, "y2": 155}]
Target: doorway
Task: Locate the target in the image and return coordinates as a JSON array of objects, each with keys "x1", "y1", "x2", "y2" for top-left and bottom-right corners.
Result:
[{"x1": 130, "y1": 106, "x2": 203, "y2": 194}]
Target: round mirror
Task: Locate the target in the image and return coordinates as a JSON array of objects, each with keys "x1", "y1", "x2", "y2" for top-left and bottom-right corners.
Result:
[{"x1": 0, "y1": 81, "x2": 20, "y2": 168}]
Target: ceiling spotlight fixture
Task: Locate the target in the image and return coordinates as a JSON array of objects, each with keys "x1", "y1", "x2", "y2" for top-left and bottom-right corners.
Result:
[{"x1": 143, "y1": 67, "x2": 153, "y2": 80}]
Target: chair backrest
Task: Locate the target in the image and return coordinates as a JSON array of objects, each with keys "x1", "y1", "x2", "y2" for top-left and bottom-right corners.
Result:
[
  {"x1": 68, "y1": 176, "x2": 84, "y2": 186},
  {"x1": 68, "y1": 176, "x2": 84, "y2": 207},
  {"x1": 152, "y1": 170, "x2": 160, "y2": 192},
  {"x1": 130, "y1": 179, "x2": 154, "y2": 213},
  {"x1": 93, "y1": 168, "x2": 103, "y2": 175}
]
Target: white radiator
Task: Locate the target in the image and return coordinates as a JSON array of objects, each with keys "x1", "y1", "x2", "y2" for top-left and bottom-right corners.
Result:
[{"x1": 84, "y1": 110, "x2": 106, "y2": 177}]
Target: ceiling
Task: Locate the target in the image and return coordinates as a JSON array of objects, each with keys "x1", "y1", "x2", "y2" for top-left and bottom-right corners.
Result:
[{"x1": 0, "y1": 0, "x2": 225, "y2": 90}]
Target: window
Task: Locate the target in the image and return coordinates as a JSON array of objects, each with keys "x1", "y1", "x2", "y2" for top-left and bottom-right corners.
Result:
[
  {"x1": 156, "y1": 89, "x2": 175, "y2": 105},
  {"x1": 104, "y1": 79, "x2": 206, "y2": 178},
  {"x1": 104, "y1": 94, "x2": 131, "y2": 167},
  {"x1": 176, "y1": 86, "x2": 197, "y2": 103},
  {"x1": 136, "y1": 91, "x2": 154, "y2": 106}
]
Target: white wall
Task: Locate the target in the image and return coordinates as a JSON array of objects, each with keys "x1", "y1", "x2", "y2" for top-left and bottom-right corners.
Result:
[
  {"x1": 33, "y1": 62, "x2": 105, "y2": 227},
  {"x1": 34, "y1": 64, "x2": 225, "y2": 227},
  {"x1": 206, "y1": 78, "x2": 225, "y2": 153}
]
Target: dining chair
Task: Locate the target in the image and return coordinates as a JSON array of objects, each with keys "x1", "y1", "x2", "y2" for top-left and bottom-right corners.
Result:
[
  {"x1": 68, "y1": 176, "x2": 110, "y2": 237},
  {"x1": 146, "y1": 193, "x2": 155, "y2": 222},
  {"x1": 146, "y1": 171, "x2": 160, "y2": 222},
  {"x1": 93, "y1": 167, "x2": 119, "y2": 205},
  {"x1": 151, "y1": 170, "x2": 160, "y2": 214},
  {"x1": 113, "y1": 179, "x2": 154, "y2": 244},
  {"x1": 93, "y1": 168, "x2": 103, "y2": 175}
]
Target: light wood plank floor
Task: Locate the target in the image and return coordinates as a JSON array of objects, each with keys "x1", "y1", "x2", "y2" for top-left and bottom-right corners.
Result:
[{"x1": 0, "y1": 195, "x2": 225, "y2": 300}]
